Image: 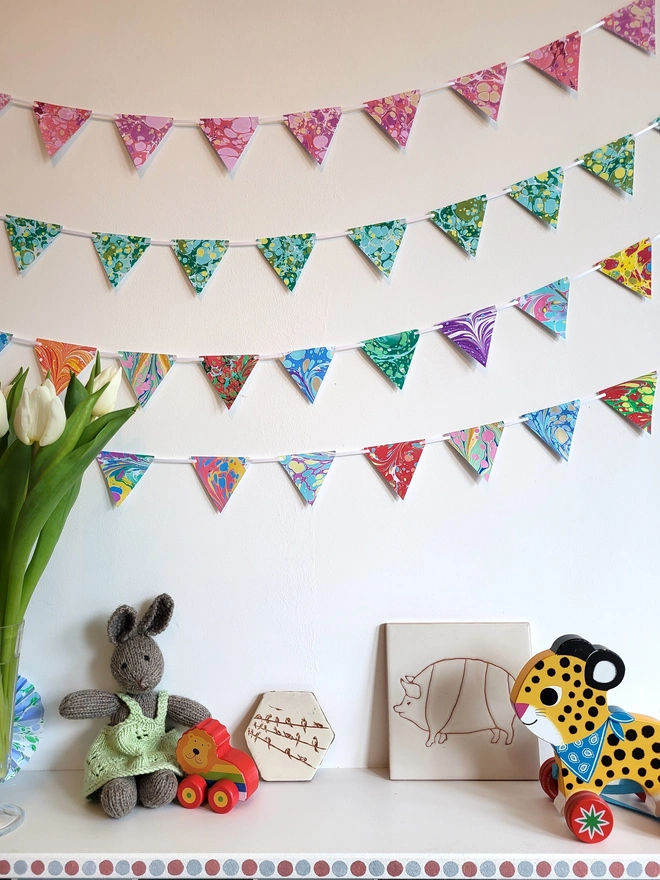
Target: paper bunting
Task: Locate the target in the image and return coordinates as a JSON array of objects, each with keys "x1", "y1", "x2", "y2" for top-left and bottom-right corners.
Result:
[
  {"x1": 602, "y1": 0, "x2": 655, "y2": 54},
  {"x1": 451, "y1": 63, "x2": 507, "y2": 121},
  {"x1": 365, "y1": 441, "x2": 425, "y2": 500},
  {"x1": 193, "y1": 456, "x2": 247, "y2": 513},
  {"x1": 115, "y1": 114, "x2": 173, "y2": 170},
  {"x1": 363, "y1": 90, "x2": 421, "y2": 149},
  {"x1": 35, "y1": 338, "x2": 97, "y2": 395},
  {"x1": 280, "y1": 347, "x2": 334, "y2": 404},
  {"x1": 200, "y1": 355, "x2": 258, "y2": 409},
  {"x1": 92, "y1": 233, "x2": 150, "y2": 288},
  {"x1": 508, "y1": 167, "x2": 564, "y2": 227},
  {"x1": 348, "y1": 219, "x2": 406, "y2": 276},
  {"x1": 522, "y1": 400, "x2": 580, "y2": 460},
  {"x1": 580, "y1": 135, "x2": 635, "y2": 194},
  {"x1": 526, "y1": 32, "x2": 581, "y2": 90},
  {"x1": 362, "y1": 331, "x2": 419, "y2": 390},
  {"x1": 0, "y1": 332, "x2": 13, "y2": 354},
  {"x1": 283, "y1": 107, "x2": 342, "y2": 165},
  {"x1": 280, "y1": 453, "x2": 334, "y2": 504},
  {"x1": 0, "y1": 94, "x2": 10, "y2": 112},
  {"x1": 171, "y1": 239, "x2": 228, "y2": 295},
  {"x1": 199, "y1": 117, "x2": 259, "y2": 172},
  {"x1": 4, "y1": 215, "x2": 62, "y2": 273},
  {"x1": 599, "y1": 372, "x2": 656, "y2": 432},
  {"x1": 446, "y1": 423, "x2": 504, "y2": 482},
  {"x1": 257, "y1": 233, "x2": 316, "y2": 292},
  {"x1": 430, "y1": 195, "x2": 487, "y2": 257},
  {"x1": 437, "y1": 306, "x2": 496, "y2": 367},
  {"x1": 119, "y1": 352, "x2": 175, "y2": 408},
  {"x1": 33, "y1": 101, "x2": 91, "y2": 158},
  {"x1": 516, "y1": 277, "x2": 570, "y2": 338},
  {"x1": 97, "y1": 451, "x2": 154, "y2": 507},
  {"x1": 599, "y1": 238, "x2": 652, "y2": 299}
]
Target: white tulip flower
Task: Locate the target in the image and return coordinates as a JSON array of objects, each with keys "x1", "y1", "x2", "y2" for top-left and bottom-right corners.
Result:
[
  {"x1": 0, "y1": 390, "x2": 8, "y2": 438},
  {"x1": 91, "y1": 365, "x2": 122, "y2": 417},
  {"x1": 14, "y1": 379, "x2": 66, "y2": 446}
]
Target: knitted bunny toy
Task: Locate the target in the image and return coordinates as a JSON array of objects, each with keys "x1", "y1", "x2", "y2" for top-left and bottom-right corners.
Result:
[{"x1": 59, "y1": 594, "x2": 210, "y2": 819}]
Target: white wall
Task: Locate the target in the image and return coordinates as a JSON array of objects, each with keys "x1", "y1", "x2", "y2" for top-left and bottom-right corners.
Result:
[{"x1": 1, "y1": 0, "x2": 659, "y2": 773}]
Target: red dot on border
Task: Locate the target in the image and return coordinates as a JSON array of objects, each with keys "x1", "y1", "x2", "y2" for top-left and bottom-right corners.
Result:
[
  {"x1": 0, "y1": 862, "x2": 10, "y2": 876},
  {"x1": 536, "y1": 863, "x2": 552, "y2": 878},
  {"x1": 387, "y1": 863, "x2": 403, "y2": 877},
  {"x1": 646, "y1": 863, "x2": 660, "y2": 878},
  {"x1": 499, "y1": 863, "x2": 515, "y2": 879},
  {"x1": 132, "y1": 863, "x2": 147, "y2": 877},
  {"x1": 462, "y1": 863, "x2": 477, "y2": 878},
  {"x1": 278, "y1": 863, "x2": 294, "y2": 877},
  {"x1": 243, "y1": 861, "x2": 258, "y2": 877},
  {"x1": 65, "y1": 861, "x2": 80, "y2": 876},
  {"x1": 205, "y1": 861, "x2": 221, "y2": 877},
  {"x1": 425, "y1": 863, "x2": 440, "y2": 878},
  {"x1": 351, "y1": 863, "x2": 366, "y2": 877},
  {"x1": 168, "y1": 861, "x2": 184, "y2": 876},
  {"x1": 314, "y1": 862, "x2": 330, "y2": 877},
  {"x1": 100, "y1": 861, "x2": 114, "y2": 876},
  {"x1": 31, "y1": 863, "x2": 45, "y2": 877},
  {"x1": 573, "y1": 862, "x2": 588, "y2": 879},
  {"x1": 610, "y1": 864, "x2": 625, "y2": 879}
]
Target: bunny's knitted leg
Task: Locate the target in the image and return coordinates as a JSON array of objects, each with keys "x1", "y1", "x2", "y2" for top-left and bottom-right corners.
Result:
[
  {"x1": 100, "y1": 776, "x2": 138, "y2": 818},
  {"x1": 137, "y1": 769, "x2": 178, "y2": 808}
]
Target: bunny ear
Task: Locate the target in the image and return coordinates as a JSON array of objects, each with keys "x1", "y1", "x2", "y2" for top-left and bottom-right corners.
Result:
[
  {"x1": 137, "y1": 594, "x2": 174, "y2": 636},
  {"x1": 107, "y1": 604, "x2": 138, "y2": 645}
]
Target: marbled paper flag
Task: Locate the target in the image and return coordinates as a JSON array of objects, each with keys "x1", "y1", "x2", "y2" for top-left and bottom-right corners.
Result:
[
  {"x1": 280, "y1": 347, "x2": 334, "y2": 404},
  {"x1": 200, "y1": 355, "x2": 258, "y2": 409},
  {"x1": 362, "y1": 330, "x2": 419, "y2": 390},
  {"x1": 200, "y1": 117, "x2": 259, "y2": 172},
  {"x1": 451, "y1": 63, "x2": 507, "y2": 121},
  {"x1": 193, "y1": 456, "x2": 248, "y2": 513},
  {"x1": 522, "y1": 400, "x2": 580, "y2": 461},
  {"x1": 0, "y1": 332, "x2": 12, "y2": 355},
  {"x1": 365, "y1": 440, "x2": 425, "y2": 500},
  {"x1": 363, "y1": 90, "x2": 421, "y2": 149},
  {"x1": 280, "y1": 453, "x2": 334, "y2": 505},
  {"x1": 35, "y1": 338, "x2": 97, "y2": 395},
  {"x1": 4, "y1": 215, "x2": 62, "y2": 273},
  {"x1": 283, "y1": 107, "x2": 342, "y2": 165},
  {"x1": 119, "y1": 351, "x2": 175, "y2": 408},
  {"x1": 437, "y1": 306, "x2": 496, "y2": 367},
  {"x1": 92, "y1": 233, "x2": 150, "y2": 288},
  {"x1": 580, "y1": 135, "x2": 635, "y2": 194},
  {"x1": 172, "y1": 239, "x2": 228, "y2": 295},
  {"x1": 526, "y1": 32, "x2": 581, "y2": 90},
  {"x1": 33, "y1": 101, "x2": 92, "y2": 157},
  {"x1": 508, "y1": 167, "x2": 564, "y2": 227},
  {"x1": 446, "y1": 422, "x2": 504, "y2": 482},
  {"x1": 516, "y1": 277, "x2": 570, "y2": 338},
  {"x1": 599, "y1": 238, "x2": 652, "y2": 299},
  {"x1": 599, "y1": 371, "x2": 656, "y2": 432},
  {"x1": 430, "y1": 195, "x2": 487, "y2": 257},
  {"x1": 257, "y1": 233, "x2": 316, "y2": 292},
  {"x1": 602, "y1": 0, "x2": 655, "y2": 54},
  {"x1": 348, "y1": 219, "x2": 406, "y2": 276},
  {"x1": 0, "y1": 94, "x2": 10, "y2": 112},
  {"x1": 97, "y1": 451, "x2": 154, "y2": 507},
  {"x1": 115, "y1": 115, "x2": 173, "y2": 170}
]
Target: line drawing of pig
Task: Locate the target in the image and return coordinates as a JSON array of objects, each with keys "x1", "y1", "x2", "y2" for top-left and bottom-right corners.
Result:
[{"x1": 393, "y1": 658, "x2": 516, "y2": 747}]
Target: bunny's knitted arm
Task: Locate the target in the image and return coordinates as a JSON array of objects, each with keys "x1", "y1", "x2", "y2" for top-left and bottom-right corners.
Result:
[
  {"x1": 59, "y1": 689, "x2": 122, "y2": 720},
  {"x1": 167, "y1": 695, "x2": 210, "y2": 728}
]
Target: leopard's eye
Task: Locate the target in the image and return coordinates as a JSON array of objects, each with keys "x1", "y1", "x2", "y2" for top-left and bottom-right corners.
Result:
[{"x1": 540, "y1": 686, "x2": 562, "y2": 706}]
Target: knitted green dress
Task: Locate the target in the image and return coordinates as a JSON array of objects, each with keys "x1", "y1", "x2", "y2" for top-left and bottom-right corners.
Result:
[{"x1": 84, "y1": 692, "x2": 180, "y2": 798}]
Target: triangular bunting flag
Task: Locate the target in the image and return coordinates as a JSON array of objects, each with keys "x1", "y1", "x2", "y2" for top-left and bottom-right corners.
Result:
[
  {"x1": 599, "y1": 238, "x2": 652, "y2": 299},
  {"x1": 171, "y1": 239, "x2": 228, "y2": 295},
  {"x1": 199, "y1": 117, "x2": 259, "y2": 172},
  {"x1": 115, "y1": 115, "x2": 173, "y2": 170},
  {"x1": 280, "y1": 453, "x2": 334, "y2": 505},
  {"x1": 451, "y1": 63, "x2": 507, "y2": 120},
  {"x1": 35, "y1": 338, "x2": 97, "y2": 395},
  {"x1": 348, "y1": 219, "x2": 406, "y2": 276},
  {"x1": 602, "y1": 0, "x2": 655, "y2": 54},
  {"x1": 580, "y1": 135, "x2": 635, "y2": 194},
  {"x1": 516, "y1": 277, "x2": 570, "y2": 338},
  {"x1": 192, "y1": 456, "x2": 248, "y2": 513},
  {"x1": 92, "y1": 233, "x2": 150, "y2": 288},
  {"x1": 522, "y1": 400, "x2": 580, "y2": 461},
  {"x1": 0, "y1": 332, "x2": 13, "y2": 355},
  {"x1": 362, "y1": 330, "x2": 419, "y2": 390},
  {"x1": 526, "y1": 32, "x2": 581, "y2": 90},
  {"x1": 200, "y1": 355, "x2": 258, "y2": 409},
  {"x1": 33, "y1": 101, "x2": 92, "y2": 157},
  {"x1": 508, "y1": 167, "x2": 564, "y2": 227},
  {"x1": 280, "y1": 347, "x2": 334, "y2": 404},
  {"x1": 119, "y1": 352, "x2": 175, "y2": 408},
  {"x1": 446, "y1": 422, "x2": 504, "y2": 482},
  {"x1": 430, "y1": 195, "x2": 487, "y2": 257},
  {"x1": 365, "y1": 440, "x2": 425, "y2": 500},
  {"x1": 0, "y1": 94, "x2": 10, "y2": 112},
  {"x1": 4, "y1": 215, "x2": 62, "y2": 273},
  {"x1": 437, "y1": 305, "x2": 496, "y2": 367},
  {"x1": 363, "y1": 90, "x2": 421, "y2": 149},
  {"x1": 256, "y1": 233, "x2": 315, "y2": 291},
  {"x1": 97, "y1": 451, "x2": 154, "y2": 507},
  {"x1": 599, "y1": 372, "x2": 656, "y2": 432},
  {"x1": 283, "y1": 107, "x2": 342, "y2": 165}
]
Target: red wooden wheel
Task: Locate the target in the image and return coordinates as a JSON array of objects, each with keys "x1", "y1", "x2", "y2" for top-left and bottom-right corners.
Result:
[
  {"x1": 565, "y1": 791, "x2": 614, "y2": 843},
  {"x1": 208, "y1": 779, "x2": 239, "y2": 814},
  {"x1": 538, "y1": 758, "x2": 559, "y2": 801},
  {"x1": 177, "y1": 774, "x2": 207, "y2": 809}
]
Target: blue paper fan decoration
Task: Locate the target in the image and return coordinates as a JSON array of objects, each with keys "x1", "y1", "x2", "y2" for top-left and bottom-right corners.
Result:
[{"x1": 5, "y1": 676, "x2": 44, "y2": 780}]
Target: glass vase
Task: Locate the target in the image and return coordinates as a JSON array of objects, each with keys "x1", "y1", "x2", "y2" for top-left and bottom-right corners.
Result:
[{"x1": 0, "y1": 621, "x2": 25, "y2": 836}]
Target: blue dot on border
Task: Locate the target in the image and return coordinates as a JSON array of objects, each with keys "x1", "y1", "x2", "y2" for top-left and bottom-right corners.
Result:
[
  {"x1": 518, "y1": 862, "x2": 533, "y2": 878},
  {"x1": 627, "y1": 863, "x2": 643, "y2": 878},
  {"x1": 187, "y1": 861, "x2": 203, "y2": 877},
  {"x1": 479, "y1": 864, "x2": 496, "y2": 879},
  {"x1": 13, "y1": 862, "x2": 28, "y2": 876},
  {"x1": 369, "y1": 862, "x2": 384, "y2": 877},
  {"x1": 82, "y1": 862, "x2": 97, "y2": 877},
  {"x1": 442, "y1": 863, "x2": 458, "y2": 879},
  {"x1": 555, "y1": 862, "x2": 570, "y2": 878},
  {"x1": 150, "y1": 860, "x2": 166, "y2": 876},
  {"x1": 406, "y1": 863, "x2": 421, "y2": 877},
  {"x1": 591, "y1": 863, "x2": 606, "y2": 878},
  {"x1": 332, "y1": 863, "x2": 347, "y2": 877},
  {"x1": 223, "y1": 861, "x2": 239, "y2": 877},
  {"x1": 296, "y1": 862, "x2": 311, "y2": 876},
  {"x1": 259, "y1": 862, "x2": 275, "y2": 877},
  {"x1": 116, "y1": 861, "x2": 130, "y2": 876},
  {"x1": 48, "y1": 862, "x2": 63, "y2": 876}
]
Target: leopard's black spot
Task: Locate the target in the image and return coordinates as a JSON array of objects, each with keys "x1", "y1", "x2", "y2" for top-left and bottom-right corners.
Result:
[
  {"x1": 569, "y1": 725, "x2": 578, "y2": 735},
  {"x1": 585, "y1": 721, "x2": 595, "y2": 731},
  {"x1": 588, "y1": 707, "x2": 599, "y2": 717},
  {"x1": 562, "y1": 673, "x2": 571, "y2": 681},
  {"x1": 642, "y1": 725, "x2": 655, "y2": 738},
  {"x1": 602, "y1": 755, "x2": 612, "y2": 767},
  {"x1": 639, "y1": 768, "x2": 647, "y2": 777},
  {"x1": 614, "y1": 749, "x2": 626, "y2": 760},
  {"x1": 535, "y1": 660, "x2": 545, "y2": 670},
  {"x1": 562, "y1": 768, "x2": 569, "y2": 777},
  {"x1": 532, "y1": 675, "x2": 540, "y2": 684},
  {"x1": 547, "y1": 668, "x2": 556, "y2": 677},
  {"x1": 626, "y1": 730, "x2": 638, "y2": 742},
  {"x1": 632, "y1": 747, "x2": 645, "y2": 760},
  {"x1": 560, "y1": 658, "x2": 570, "y2": 668},
  {"x1": 583, "y1": 688, "x2": 593, "y2": 699},
  {"x1": 596, "y1": 696, "x2": 606, "y2": 706}
]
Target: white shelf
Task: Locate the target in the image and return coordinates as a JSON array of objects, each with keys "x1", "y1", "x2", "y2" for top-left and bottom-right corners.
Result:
[{"x1": 1, "y1": 770, "x2": 660, "y2": 878}]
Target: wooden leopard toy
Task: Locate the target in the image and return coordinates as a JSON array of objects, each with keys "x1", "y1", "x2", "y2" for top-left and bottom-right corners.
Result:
[{"x1": 511, "y1": 634, "x2": 660, "y2": 842}]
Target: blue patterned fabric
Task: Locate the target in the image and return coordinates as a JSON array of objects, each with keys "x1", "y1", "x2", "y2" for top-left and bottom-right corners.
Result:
[{"x1": 555, "y1": 708, "x2": 635, "y2": 782}]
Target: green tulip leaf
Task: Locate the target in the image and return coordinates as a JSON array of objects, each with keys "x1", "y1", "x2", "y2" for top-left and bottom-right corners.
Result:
[{"x1": 65, "y1": 372, "x2": 89, "y2": 418}]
